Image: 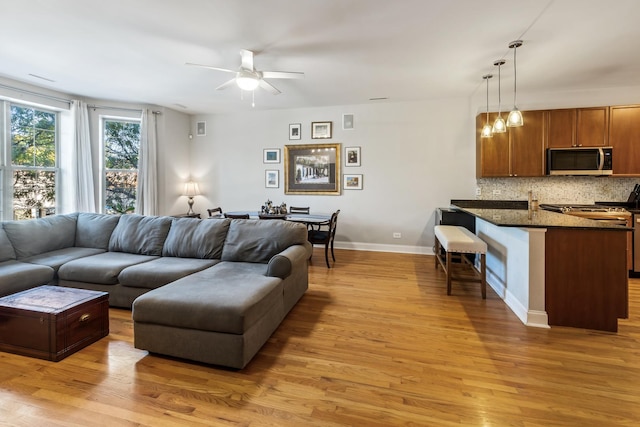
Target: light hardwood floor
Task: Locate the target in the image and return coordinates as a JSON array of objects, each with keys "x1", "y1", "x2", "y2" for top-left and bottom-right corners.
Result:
[{"x1": 2, "y1": 249, "x2": 640, "y2": 426}]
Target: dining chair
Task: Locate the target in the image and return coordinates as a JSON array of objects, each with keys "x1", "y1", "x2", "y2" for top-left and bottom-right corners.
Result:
[
  {"x1": 307, "y1": 209, "x2": 340, "y2": 268},
  {"x1": 224, "y1": 213, "x2": 250, "y2": 219},
  {"x1": 207, "y1": 207, "x2": 223, "y2": 217},
  {"x1": 289, "y1": 206, "x2": 310, "y2": 214}
]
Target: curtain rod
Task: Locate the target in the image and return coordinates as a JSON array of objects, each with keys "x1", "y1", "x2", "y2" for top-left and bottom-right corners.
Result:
[
  {"x1": 88, "y1": 104, "x2": 142, "y2": 113},
  {"x1": 87, "y1": 104, "x2": 162, "y2": 114},
  {"x1": 0, "y1": 83, "x2": 72, "y2": 105}
]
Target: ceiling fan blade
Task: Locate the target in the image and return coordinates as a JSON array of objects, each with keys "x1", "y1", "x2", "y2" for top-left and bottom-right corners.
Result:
[
  {"x1": 216, "y1": 78, "x2": 238, "y2": 91},
  {"x1": 185, "y1": 63, "x2": 235, "y2": 73},
  {"x1": 259, "y1": 79, "x2": 281, "y2": 95},
  {"x1": 262, "y1": 71, "x2": 305, "y2": 79},
  {"x1": 240, "y1": 49, "x2": 254, "y2": 70}
]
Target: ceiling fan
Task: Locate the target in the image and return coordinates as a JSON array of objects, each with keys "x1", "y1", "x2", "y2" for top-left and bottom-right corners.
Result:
[{"x1": 186, "y1": 49, "x2": 304, "y2": 95}]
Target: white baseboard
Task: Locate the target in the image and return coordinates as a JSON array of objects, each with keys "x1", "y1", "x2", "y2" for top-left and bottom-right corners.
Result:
[
  {"x1": 333, "y1": 241, "x2": 433, "y2": 255},
  {"x1": 526, "y1": 310, "x2": 550, "y2": 329},
  {"x1": 486, "y1": 271, "x2": 550, "y2": 329}
]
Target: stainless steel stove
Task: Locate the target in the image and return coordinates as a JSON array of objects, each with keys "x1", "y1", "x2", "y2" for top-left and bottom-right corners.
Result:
[{"x1": 540, "y1": 204, "x2": 631, "y2": 224}]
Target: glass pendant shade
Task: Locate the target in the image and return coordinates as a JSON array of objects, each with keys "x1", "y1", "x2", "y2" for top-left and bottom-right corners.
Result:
[
  {"x1": 507, "y1": 108, "x2": 524, "y2": 127},
  {"x1": 492, "y1": 115, "x2": 506, "y2": 133}
]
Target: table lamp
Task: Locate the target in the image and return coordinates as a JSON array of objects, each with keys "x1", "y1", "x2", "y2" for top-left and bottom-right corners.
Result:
[{"x1": 183, "y1": 181, "x2": 200, "y2": 215}]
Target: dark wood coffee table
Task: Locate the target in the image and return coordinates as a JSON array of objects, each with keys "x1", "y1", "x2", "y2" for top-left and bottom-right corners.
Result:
[{"x1": 0, "y1": 285, "x2": 109, "y2": 361}]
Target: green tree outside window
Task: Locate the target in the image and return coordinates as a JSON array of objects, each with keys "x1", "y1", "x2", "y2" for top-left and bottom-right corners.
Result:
[
  {"x1": 10, "y1": 105, "x2": 57, "y2": 219},
  {"x1": 104, "y1": 120, "x2": 140, "y2": 214}
]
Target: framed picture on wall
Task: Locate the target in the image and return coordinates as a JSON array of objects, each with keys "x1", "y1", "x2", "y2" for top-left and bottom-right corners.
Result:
[
  {"x1": 289, "y1": 123, "x2": 301, "y2": 140},
  {"x1": 311, "y1": 121, "x2": 332, "y2": 139},
  {"x1": 284, "y1": 143, "x2": 341, "y2": 195},
  {"x1": 265, "y1": 170, "x2": 279, "y2": 188},
  {"x1": 345, "y1": 146, "x2": 361, "y2": 167},
  {"x1": 196, "y1": 121, "x2": 206, "y2": 136},
  {"x1": 263, "y1": 148, "x2": 280, "y2": 163},
  {"x1": 344, "y1": 174, "x2": 363, "y2": 190}
]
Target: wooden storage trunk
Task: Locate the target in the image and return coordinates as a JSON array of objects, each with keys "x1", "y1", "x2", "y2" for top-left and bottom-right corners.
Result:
[{"x1": 0, "y1": 285, "x2": 109, "y2": 361}]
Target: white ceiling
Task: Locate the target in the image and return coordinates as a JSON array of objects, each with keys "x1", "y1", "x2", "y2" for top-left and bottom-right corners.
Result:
[{"x1": 2, "y1": 0, "x2": 640, "y2": 114}]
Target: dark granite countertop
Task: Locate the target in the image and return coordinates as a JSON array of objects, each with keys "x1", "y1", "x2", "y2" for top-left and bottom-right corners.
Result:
[
  {"x1": 450, "y1": 199, "x2": 529, "y2": 209},
  {"x1": 451, "y1": 205, "x2": 631, "y2": 231}
]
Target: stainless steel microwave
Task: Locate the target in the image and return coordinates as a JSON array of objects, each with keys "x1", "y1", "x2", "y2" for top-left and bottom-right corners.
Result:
[{"x1": 546, "y1": 147, "x2": 613, "y2": 176}]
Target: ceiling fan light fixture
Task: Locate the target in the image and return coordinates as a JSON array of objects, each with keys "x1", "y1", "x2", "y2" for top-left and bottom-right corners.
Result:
[
  {"x1": 236, "y1": 71, "x2": 260, "y2": 91},
  {"x1": 507, "y1": 40, "x2": 524, "y2": 128}
]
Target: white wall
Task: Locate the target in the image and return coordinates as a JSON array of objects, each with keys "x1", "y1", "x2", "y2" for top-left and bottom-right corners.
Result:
[{"x1": 190, "y1": 98, "x2": 477, "y2": 253}]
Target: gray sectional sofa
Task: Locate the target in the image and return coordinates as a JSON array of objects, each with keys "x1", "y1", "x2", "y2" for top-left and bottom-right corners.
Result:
[{"x1": 0, "y1": 213, "x2": 312, "y2": 368}]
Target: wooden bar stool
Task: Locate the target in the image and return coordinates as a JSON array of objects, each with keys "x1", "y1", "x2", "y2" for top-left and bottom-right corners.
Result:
[{"x1": 434, "y1": 225, "x2": 488, "y2": 299}]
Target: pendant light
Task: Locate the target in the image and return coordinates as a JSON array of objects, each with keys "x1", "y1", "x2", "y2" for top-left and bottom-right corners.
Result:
[
  {"x1": 507, "y1": 40, "x2": 524, "y2": 127},
  {"x1": 481, "y1": 74, "x2": 493, "y2": 138},
  {"x1": 492, "y1": 59, "x2": 506, "y2": 133}
]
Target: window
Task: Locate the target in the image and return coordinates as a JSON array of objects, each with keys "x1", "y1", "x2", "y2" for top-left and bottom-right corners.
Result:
[
  {"x1": 9, "y1": 104, "x2": 58, "y2": 220},
  {"x1": 102, "y1": 118, "x2": 140, "y2": 214}
]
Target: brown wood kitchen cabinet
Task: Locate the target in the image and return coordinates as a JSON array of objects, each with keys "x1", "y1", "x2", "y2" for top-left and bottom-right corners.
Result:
[
  {"x1": 476, "y1": 110, "x2": 545, "y2": 178},
  {"x1": 546, "y1": 107, "x2": 609, "y2": 148},
  {"x1": 609, "y1": 105, "x2": 640, "y2": 176}
]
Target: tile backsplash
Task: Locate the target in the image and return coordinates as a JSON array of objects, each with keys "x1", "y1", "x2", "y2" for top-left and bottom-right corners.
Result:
[{"x1": 476, "y1": 177, "x2": 639, "y2": 204}]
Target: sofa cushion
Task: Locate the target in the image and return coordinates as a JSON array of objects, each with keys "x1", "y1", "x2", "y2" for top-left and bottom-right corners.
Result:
[
  {"x1": 132, "y1": 264, "x2": 283, "y2": 335},
  {"x1": 3, "y1": 213, "x2": 78, "y2": 259},
  {"x1": 0, "y1": 260, "x2": 55, "y2": 298},
  {"x1": 58, "y1": 252, "x2": 158, "y2": 285},
  {"x1": 21, "y1": 247, "x2": 106, "y2": 272},
  {"x1": 162, "y1": 218, "x2": 230, "y2": 259},
  {"x1": 0, "y1": 227, "x2": 16, "y2": 262},
  {"x1": 221, "y1": 219, "x2": 308, "y2": 263},
  {"x1": 119, "y1": 257, "x2": 219, "y2": 289},
  {"x1": 108, "y1": 214, "x2": 172, "y2": 256},
  {"x1": 75, "y1": 213, "x2": 121, "y2": 249}
]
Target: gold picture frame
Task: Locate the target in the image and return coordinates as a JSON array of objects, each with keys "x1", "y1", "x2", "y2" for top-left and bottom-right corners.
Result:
[{"x1": 284, "y1": 143, "x2": 341, "y2": 195}]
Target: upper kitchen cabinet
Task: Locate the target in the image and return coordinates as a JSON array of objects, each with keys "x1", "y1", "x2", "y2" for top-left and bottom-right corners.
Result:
[
  {"x1": 476, "y1": 110, "x2": 545, "y2": 178},
  {"x1": 577, "y1": 107, "x2": 609, "y2": 147},
  {"x1": 609, "y1": 105, "x2": 640, "y2": 176},
  {"x1": 547, "y1": 109, "x2": 575, "y2": 148},
  {"x1": 510, "y1": 110, "x2": 545, "y2": 176},
  {"x1": 546, "y1": 107, "x2": 609, "y2": 148},
  {"x1": 476, "y1": 113, "x2": 510, "y2": 177}
]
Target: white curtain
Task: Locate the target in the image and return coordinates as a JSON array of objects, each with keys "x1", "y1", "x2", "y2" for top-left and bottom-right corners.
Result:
[
  {"x1": 135, "y1": 109, "x2": 158, "y2": 215},
  {"x1": 71, "y1": 100, "x2": 96, "y2": 212}
]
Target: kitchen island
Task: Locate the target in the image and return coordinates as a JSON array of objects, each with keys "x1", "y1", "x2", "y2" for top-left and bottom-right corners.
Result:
[{"x1": 449, "y1": 202, "x2": 631, "y2": 332}]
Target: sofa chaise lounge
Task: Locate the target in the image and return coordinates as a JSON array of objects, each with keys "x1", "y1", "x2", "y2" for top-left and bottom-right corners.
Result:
[{"x1": 0, "y1": 213, "x2": 311, "y2": 368}]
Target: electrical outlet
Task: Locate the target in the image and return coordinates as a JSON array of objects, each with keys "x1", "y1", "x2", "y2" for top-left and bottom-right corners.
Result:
[
  {"x1": 493, "y1": 189, "x2": 501, "y2": 195},
  {"x1": 475, "y1": 188, "x2": 482, "y2": 196},
  {"x1": 393, "y1": 232, "x2": 401, "y2": 239}
]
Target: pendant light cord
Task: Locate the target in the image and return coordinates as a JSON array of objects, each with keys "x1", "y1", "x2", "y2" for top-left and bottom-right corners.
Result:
[
  {"x1": 485, "y1": 77, "x2": 490, "y2": 122},
  {"x1": 497, "y1": 63, "x2": 502, "y2": 115},
  {"x1": 513, "y1": 47, "x2": 517, "y2": 106}
]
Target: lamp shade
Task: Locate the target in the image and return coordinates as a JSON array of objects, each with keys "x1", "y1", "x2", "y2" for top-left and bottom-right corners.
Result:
[{"x1": 183, "y1": 181, "x2": 200, "y2": 197}]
